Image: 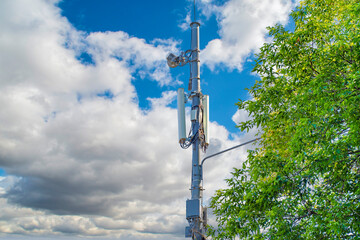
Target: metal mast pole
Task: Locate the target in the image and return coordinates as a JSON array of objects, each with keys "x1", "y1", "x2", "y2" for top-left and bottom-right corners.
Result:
[
  {"x1": 188, "y1": 19, "x2": 203, "y2": 239},
  {"x1": 166, "y1": 1, "x2": 206, "y2": 238}
]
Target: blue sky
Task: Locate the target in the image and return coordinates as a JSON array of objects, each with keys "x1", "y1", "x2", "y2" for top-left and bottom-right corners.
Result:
[
  {"x1": 0, "y1": 0, "x2": 296, "y2": 239},
  {"x1": 59, "y1": 0, "x2": 258, "y2": 133}
]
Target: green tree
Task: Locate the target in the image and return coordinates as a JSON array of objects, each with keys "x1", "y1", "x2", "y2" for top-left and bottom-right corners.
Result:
[{"x1": 209, "y1": 0, "x2": 360, "y2": 239}]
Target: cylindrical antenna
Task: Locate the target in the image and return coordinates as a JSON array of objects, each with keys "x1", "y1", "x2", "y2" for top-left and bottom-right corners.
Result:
[
  {"x1": 203, "y1": 95, "x2": 209, "y2": 145},
  {"x1": 177, "y1": 88, "x2": 186, "y2": 143},
  {"x1": 193, "y1": 0, "x2": 196, "y2": 22}
]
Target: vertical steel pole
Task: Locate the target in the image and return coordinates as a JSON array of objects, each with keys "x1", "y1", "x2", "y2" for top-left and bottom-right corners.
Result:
[{"x1": 189, "y1": 20, "x2": 203, "y2": 240}]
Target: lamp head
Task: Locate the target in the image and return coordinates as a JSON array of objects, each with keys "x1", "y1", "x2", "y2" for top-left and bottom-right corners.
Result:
[{"x1": 167, "y1": 53, "x2": 180, "y2": 68}]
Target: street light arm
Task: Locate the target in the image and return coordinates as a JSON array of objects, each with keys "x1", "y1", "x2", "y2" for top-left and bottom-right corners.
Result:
[{"x1": 200, "y1": 138, "x2": 261, "y2": 166}]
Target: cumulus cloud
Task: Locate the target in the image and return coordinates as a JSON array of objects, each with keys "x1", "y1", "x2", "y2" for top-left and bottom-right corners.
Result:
[
  {"x1": 178, "y1": 12, "x2": 192, "y2": 31},
  {"x1": 200, "y1": 0, "x2": 296, "y2": 71},
  {"x1": 0, "y1": 0, "x2": 257, "y2": 239}
]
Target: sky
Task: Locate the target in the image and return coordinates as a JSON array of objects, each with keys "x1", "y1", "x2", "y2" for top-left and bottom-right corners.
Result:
[{"x1": 0, "y1": 0, "x2": 296, "y2": 239}]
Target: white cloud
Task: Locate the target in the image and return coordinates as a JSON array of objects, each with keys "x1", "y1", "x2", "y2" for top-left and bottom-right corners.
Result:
[
  {"x1": 86, "y1": 32, "x2": 179, "y2": 87},
  {"x1": 179, "y1": 12, "x2": 192, "y2": 31},
  {"x1": 0, "y1": 0, "x2": 257, "y2": 239},
  {"x1": 232, "y1": 108, "x2": 250, "y2": 125},
  {"x1": 147, "y1": 91, "x2": 177, "y2": 108},
  {"x1": 200, "y1": 0, "x2": 296, "y2": 71}
]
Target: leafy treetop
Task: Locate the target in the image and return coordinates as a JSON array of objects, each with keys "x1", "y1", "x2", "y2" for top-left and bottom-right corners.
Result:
[{"x1": 209, "y1": 0, "x2": 360, "y2": 239}]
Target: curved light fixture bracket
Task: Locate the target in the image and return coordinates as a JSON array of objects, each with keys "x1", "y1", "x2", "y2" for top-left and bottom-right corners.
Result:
[{"x1": 166, "y1": 50, "x2": 193, "y2": 68}]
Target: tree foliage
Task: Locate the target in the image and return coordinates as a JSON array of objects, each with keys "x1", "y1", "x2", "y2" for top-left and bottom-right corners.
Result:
[{"x1": 209, "y1": 0, "x2": 360, "y2": 239}]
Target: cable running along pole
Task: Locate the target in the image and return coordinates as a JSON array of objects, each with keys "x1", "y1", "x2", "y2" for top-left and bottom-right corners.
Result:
[
  {"x1": 166, "y1": 2, "x2": 261, "y2": 238},
  {"x1": 187, "y1": 16, "x2": 203, "y2": 240},
  {"x1": 167, "y1": 1, "x2": 209, "y2": 239}
]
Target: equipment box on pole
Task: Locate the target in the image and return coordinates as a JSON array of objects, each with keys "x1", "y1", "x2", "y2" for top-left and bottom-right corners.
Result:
[{"x1": 186, "y1": 199, "x2": 200, "y2": 218}]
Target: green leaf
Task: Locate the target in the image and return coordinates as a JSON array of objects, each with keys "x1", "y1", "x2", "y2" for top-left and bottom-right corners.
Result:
[{"x1": 208, "y1": 0, "x2": 360, "y2": 239}]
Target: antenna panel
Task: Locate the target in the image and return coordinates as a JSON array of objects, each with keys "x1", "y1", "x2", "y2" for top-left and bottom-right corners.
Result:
[
  {"x1": 203, "y1": 95, "x2": 209, "y2": 145},
  {"x1": 177, "y1": 88, "x2": 186, "y2": 143}
]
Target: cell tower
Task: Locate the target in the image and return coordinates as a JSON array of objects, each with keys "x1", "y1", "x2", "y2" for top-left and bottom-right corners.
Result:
[{"x1": 167, "y1": 1, "x2": 209, "y2": 239}]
